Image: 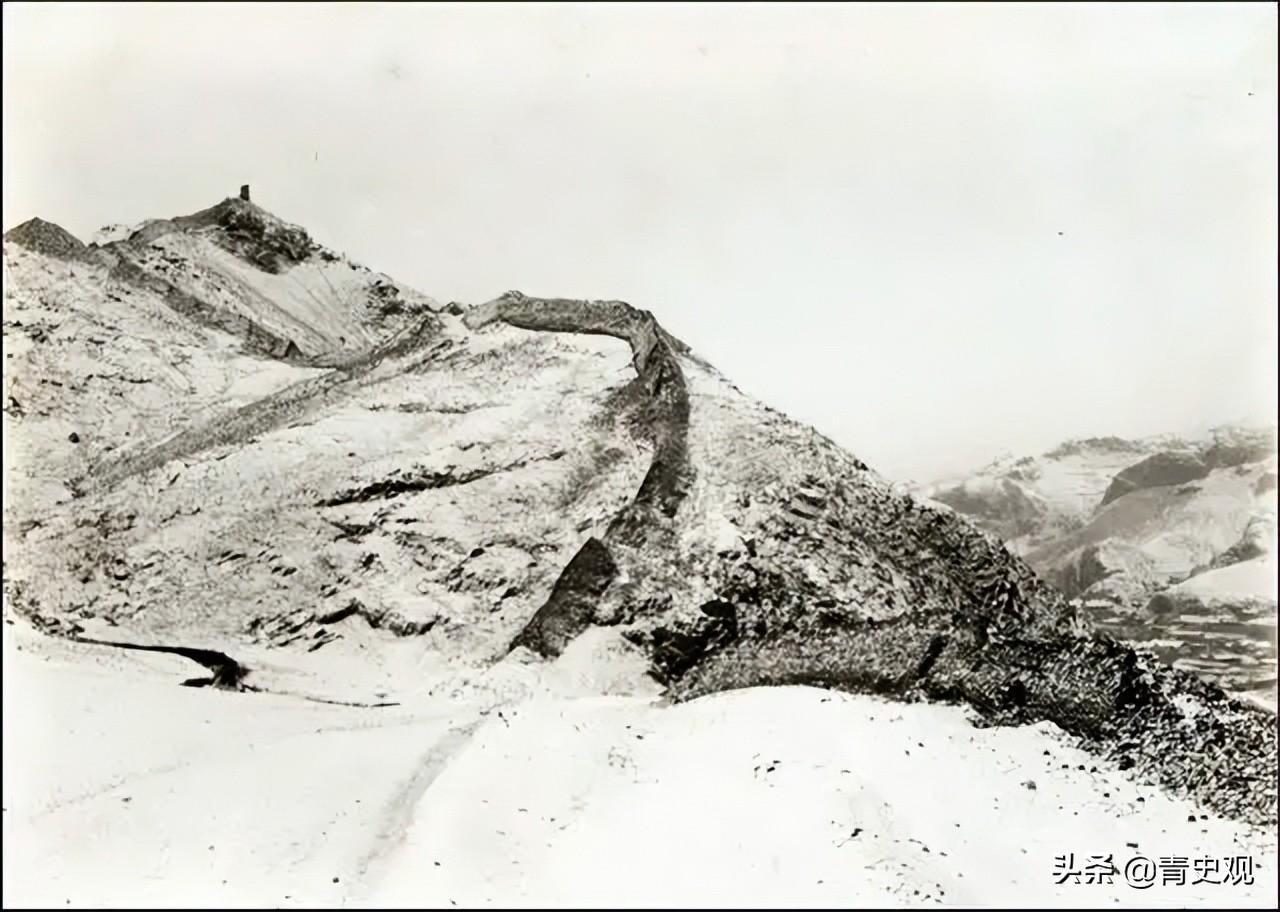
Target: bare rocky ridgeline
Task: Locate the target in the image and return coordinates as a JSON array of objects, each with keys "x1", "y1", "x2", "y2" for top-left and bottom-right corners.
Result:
[{"x1": 2, "y1": 198, "x2": 1276, "y2": 828}]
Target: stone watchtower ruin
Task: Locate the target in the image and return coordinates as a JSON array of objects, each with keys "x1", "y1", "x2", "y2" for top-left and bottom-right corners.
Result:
[{"x1": 240, "y1": 185, "x2": 251, "y2": 202}]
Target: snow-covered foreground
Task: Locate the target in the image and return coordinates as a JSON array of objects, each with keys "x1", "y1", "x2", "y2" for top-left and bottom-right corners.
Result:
[{"x1": 4, "y1": 628, "x2": 1275, "y2": 909}]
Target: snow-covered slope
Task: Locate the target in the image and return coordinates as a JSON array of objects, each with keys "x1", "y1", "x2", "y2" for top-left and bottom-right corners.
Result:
[
  {"x1": 5, "y1": 628, "x2": 1275, "y2": 908},
  {"x1": 105, "y1": 199, "x2": 438, "y2": 358},
  {"x1": 4, "y1": 198, "x2": 1277, "y2": 905},
  {"x1": 1160, "y1": 554, "x2": 1278, "y2": 614},
  {"x1": 1, "y1": 237, "x2": 327, "y2": 519}
]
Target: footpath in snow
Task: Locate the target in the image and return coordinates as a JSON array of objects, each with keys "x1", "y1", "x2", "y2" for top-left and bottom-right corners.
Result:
[{"x1": 3, "y1": 627, "x2": 1276, "y2": 908}]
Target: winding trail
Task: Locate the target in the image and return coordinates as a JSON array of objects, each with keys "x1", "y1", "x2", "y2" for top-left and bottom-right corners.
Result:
[{"x1": 346, "y1": 715, "x2": 491, "y2": 901}]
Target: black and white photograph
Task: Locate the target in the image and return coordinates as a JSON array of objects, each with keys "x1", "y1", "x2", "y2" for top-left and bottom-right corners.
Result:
[{"x1": 2, "y1": 2, "x2": 1277, "y2": 907}]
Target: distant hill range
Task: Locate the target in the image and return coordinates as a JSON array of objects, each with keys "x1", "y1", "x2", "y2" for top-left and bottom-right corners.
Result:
[{"x1": 917, "y1": 427, "x2": 1277, "y2": 700}]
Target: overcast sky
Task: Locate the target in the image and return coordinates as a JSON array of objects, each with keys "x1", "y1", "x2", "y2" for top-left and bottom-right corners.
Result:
[{"x1": 4, "y1": 2, "x2": 1276, "y2": 481}]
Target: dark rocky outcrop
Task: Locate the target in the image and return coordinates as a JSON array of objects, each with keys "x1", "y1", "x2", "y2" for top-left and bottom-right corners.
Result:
[
  {"x1": 73, "y1": 636, "x2": 247, "y2": 690},
  {"x1": 1202, "y1": 427, "x2": 1276, "y2": 470},
  {"x1": 1100, "y1": 451, "x2": 1210, "y2": 508},
  {"x1": 1097, "y1": 430, "x2": 1275, "y2": 510},
  {"x1": 173, "y1": 197, "x2": 316, "y2": 274},
  {"x1": 4, "y1": 218, "x2": 91, "y2": 262},
  {"x1": 316, "y1": 451, "x2": 565, "y2": 507},
  {"x1": 663, "y1": 590, "x2": 1276, "y2": 825},
  {"x1": 511, "y1": 537, "x2": 618, "y2": 657}
]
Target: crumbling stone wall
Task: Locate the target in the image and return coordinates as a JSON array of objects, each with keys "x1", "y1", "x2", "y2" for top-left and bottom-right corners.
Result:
[
  {"x1": 85, "y1": 313, "x2": 442, "y2": 494},
  {"x1": 467, "y1": 290, "x2": 1276, "y2": 829},
  {"x1": 107, "y1": 251, "x2": 303, "y2": 362},
  {"x1": 467, "y1": 291, "x2": 692, "y2": 655}
]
